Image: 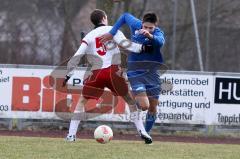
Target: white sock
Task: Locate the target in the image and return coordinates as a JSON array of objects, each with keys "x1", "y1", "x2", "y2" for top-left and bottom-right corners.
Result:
[
  {"x1": 68, "y1": 97, "x2": 85, "y2": 136},
  {"x1": 130, "y1": 110, "x2": 146, "y2": 133},
  {"x1": 68, "y1": 119, "x2": 81, "y2": 136}
]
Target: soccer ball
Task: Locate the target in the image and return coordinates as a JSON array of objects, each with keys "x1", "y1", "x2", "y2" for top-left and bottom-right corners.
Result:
[{"x1": 94, "y1": 125, "x2": 113, "y2": 144}]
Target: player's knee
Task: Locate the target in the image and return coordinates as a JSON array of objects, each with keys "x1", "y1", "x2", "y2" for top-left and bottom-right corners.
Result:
[
  {"x1": 138, "y1": 102, "x2": 150, "y2": 111},
  {"x1": 141, "y1": 106, "x2": 149, "y2": 111}
]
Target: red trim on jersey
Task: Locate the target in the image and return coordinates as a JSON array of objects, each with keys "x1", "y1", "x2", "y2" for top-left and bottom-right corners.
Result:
[{"x1": 81, "y1": 40, "x2": 88, "y2": 45}]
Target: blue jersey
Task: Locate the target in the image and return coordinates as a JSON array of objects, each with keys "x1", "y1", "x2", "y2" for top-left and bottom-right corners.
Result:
[
  {"x1": 109, "y1": 13, "x2": 165, "y2": 66},
  {"x1": 109, "y1": 13, "x2": 165, "y2": 99}
]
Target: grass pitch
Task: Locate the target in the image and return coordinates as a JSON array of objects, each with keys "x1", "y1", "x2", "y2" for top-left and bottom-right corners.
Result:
[{"x1": 0, "y1": 136, "x2": 239, "y2": 159}]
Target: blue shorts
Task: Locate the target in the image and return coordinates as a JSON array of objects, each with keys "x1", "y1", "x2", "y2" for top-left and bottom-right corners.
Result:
[{"x1": 127, "y1": 71, "x2": 161, "y2": 99}]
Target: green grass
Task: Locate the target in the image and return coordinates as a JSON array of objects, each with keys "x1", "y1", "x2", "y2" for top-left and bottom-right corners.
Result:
[{"x1": 0, "y1": 136, "x2": 240, "y2": 159}]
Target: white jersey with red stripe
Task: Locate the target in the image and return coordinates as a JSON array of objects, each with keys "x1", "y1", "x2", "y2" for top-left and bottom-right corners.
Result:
[{"x1": 67, "y1": 26, "x2": 142, "y2": 76}]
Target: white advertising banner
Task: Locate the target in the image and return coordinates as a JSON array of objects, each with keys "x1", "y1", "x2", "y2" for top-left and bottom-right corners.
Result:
[
  {"x1": 157, "y1": 73, "x2": 214, "y2": 125},
  {"x1": 0, "y1": 65, "x2": 240, "y2": 125}
]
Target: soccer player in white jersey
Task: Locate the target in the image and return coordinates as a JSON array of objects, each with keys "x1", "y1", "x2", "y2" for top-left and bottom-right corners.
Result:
[{"x1": 64, "y1": 9, "x2": 152, "y2": 144}]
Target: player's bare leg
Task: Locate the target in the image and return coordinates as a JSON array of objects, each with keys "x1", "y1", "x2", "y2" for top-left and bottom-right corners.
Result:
[
  {"x1": 133, "y1": 92, "x2": 158, "y2": 134},
  {"x1": 122, "y1": 92, "x2": 152, "y2": 144},
  {"x1": 131, "y1": 91, "x2": 158, "y2": 144},
  {"x1": 134, "y1": 92, "x2": 150, "y2": 111},
  {"x1": 66, "y1": 96, "x2": 88, "y2": 142}
]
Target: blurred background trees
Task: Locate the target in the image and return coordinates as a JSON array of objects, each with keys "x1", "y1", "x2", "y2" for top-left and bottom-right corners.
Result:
[{"x1": 0, "y1": 0, "x2": 239, "y2": 72}]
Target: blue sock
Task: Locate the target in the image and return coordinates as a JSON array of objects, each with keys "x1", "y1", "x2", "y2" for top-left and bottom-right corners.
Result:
[{"x1": 145, "y1": 112, "x2": 157, "y2": 133}]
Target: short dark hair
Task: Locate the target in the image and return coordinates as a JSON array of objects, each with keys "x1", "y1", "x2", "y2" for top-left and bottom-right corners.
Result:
[
  {"x1": 90, "y1": 9, "x2": 106, "y2": 26},
  {"x1": 143, "y1": 12, "x2": 158, "y2": 24}
]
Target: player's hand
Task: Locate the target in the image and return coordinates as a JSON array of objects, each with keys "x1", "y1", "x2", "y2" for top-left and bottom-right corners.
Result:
[
  {"x1": 141, "y1": 44, "x2": 154, "y2": 53},
  {"x1": 99, "y1": 33, "x2": 113, "y2": 43},
  {"x1": 62, "y1": 75, "x2": 70, "y2": 87},
  {"x1": 139, "y1": 29, "x2": 153, "y2": 39}
]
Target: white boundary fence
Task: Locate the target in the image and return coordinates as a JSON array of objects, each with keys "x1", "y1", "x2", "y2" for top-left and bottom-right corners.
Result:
[{"x1": 0, "y1": 64, "x2": 240, "y2": 126}]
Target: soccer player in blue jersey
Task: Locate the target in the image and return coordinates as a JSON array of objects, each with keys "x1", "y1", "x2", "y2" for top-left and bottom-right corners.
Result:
[{"x1": 100, "y1": 12, "x2": 165, "y2": 143}]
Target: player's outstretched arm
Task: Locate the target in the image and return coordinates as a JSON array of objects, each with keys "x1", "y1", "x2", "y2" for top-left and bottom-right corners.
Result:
[
  {"x1": 109, "y1": 12, "x2": 141, "y2": 36},
  {"x1": 63, "y1": 43, "x2": 87, "y2": 86},
  {"x1": 113, "y1": 30, "x2": 153, "y2": 53},
  {"x1": 67, "y1": 43, "x2": 87, "y2": 76},
  {"x1": 99, "y1": 13, "x2": 141, "y2": 43}
]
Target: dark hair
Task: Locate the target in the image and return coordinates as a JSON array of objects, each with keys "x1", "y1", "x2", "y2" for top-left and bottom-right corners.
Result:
[
  {"x1": 143, "y1": 12, "x2": 158, "y2": 24},
  {"x1": 90, "y1": 9, "x2": 106, "y2": 26}
]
